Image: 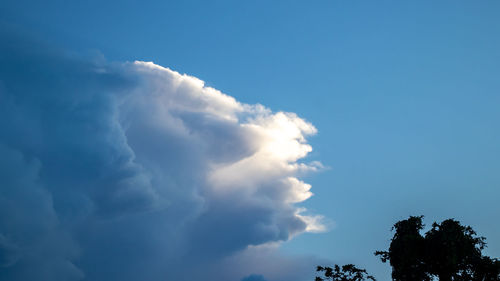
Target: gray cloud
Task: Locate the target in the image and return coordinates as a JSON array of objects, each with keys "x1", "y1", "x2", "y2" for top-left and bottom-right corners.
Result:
[
  {"x1": 241, "y1": 274, "x2": 269, "y2": 281},
  {"x1": 0, "y1": 29, "x2": 324, "y2": 281}
]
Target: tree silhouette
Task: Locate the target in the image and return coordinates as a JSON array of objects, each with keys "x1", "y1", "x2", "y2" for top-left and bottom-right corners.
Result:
[
  {"x1": 375, "y1": 216, "x2": 500, "y2": 281},
  {"x1": 316, "y1": 264, "x2": 376, "y2": 281},
  {"x1": 425, "y1": 219, "x2": 486, "y2": 281},
  {"x1": 374, "y1": 216, "x2": 430, "y2": 281}
]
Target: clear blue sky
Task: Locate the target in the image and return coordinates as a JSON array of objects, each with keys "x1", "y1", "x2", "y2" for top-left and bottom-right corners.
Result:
[{"x1": 1, "y1": 1, "x2": 500, "y2": 280}]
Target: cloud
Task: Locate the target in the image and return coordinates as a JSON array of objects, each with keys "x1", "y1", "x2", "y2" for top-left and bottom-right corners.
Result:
[
  {"x1": 241, "y1": 274, "x2": 269, "y2": 281},
  {"x1": 0, "y1": 29, "x2": 324, "y2": 281}
]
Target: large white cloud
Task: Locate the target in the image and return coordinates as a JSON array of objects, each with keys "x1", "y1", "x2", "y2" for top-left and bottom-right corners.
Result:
[{"x1": 0, "y1": 31, "x2": 324, "y2": 281}]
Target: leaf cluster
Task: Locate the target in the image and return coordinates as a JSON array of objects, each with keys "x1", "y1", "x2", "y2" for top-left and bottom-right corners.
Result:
[{"x1": 316, "y1": 264, "x2": 376, "y2": 281}]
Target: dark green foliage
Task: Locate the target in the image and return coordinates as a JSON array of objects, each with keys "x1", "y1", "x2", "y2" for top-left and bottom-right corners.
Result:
[
  {"x1": 375, "y1": 216, "x2": 500, "y2": 281},
  {"x1": 316, "y1": 264, "x2": 376, "y2": 281}
]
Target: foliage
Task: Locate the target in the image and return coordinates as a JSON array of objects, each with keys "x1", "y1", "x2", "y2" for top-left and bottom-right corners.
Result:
[
  {"x1": 316, "y1": 264, "x2": 376, "y2": 281},
  {"x1": 375, "y1": 216, "x2": 430, "y2": 281},
  {"x1": 375, "y1": 216, "x2": 500, "y2": 281}
]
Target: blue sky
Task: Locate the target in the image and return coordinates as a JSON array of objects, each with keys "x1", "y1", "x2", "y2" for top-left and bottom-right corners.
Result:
[{"x1": 1, "y1": 1, "x2": 500, "y2": 281}]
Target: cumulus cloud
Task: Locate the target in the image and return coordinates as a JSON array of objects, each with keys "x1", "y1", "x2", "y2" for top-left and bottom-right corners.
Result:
[{"x1": 0, "y1": 29, "x2": 324, "y2": 281}]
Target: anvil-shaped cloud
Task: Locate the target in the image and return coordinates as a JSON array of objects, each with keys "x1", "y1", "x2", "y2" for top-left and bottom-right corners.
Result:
[{"x1": 0, "y1": 31, "x2": 324, "y2": 281}]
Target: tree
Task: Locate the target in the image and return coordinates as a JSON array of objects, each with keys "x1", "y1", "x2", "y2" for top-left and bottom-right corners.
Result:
[
  {"x1": 425, "y1": 219, "x2": 485, "y2": 281},
  {"x1": 316, "y1": 264, "x2": 376, "y2": 281},
  {"x1": 375, "y1": 216, "x2": 430, "y2": 281},
  {"x1": 375, "y1": 216, "x2": 500, "y2": 281}
]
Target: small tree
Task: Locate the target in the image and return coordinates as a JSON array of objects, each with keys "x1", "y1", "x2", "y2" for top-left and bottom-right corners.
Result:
[{"x1": 316, "y1": 264, "x2": 376, "y2": 281}]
